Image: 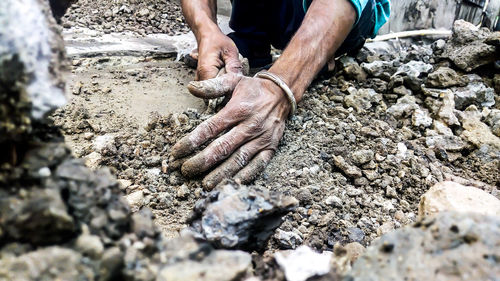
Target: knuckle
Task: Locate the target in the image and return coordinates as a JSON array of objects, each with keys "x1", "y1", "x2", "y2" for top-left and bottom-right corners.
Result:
[
  {"x1": 234, "y1": 149, "x2": 251, "y2": 168},
  {"x1": 200, "y1": 118, "x2": 219, "y2": 138},
  {"x1": 212, "y1": 136, "x2": 235, "y2": 159}
]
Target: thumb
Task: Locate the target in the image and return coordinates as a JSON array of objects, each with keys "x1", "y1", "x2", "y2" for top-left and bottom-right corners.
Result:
[
  {"x1": 188, "y1": 72, "x2": 243, "y2": 99},
  {"x1": 221, "y1": 48, "x2": 244, "y2": 75}
]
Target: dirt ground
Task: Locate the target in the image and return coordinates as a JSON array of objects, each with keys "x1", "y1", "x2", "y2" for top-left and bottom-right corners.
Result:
[{"x1": 52, "y1": 0, "x2": 500, "y2": 251}]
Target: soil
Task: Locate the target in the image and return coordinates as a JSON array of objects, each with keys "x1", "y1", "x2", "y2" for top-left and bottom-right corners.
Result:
[{"x1": 51, "y1": 0, "x2": 500, "y2": 253}]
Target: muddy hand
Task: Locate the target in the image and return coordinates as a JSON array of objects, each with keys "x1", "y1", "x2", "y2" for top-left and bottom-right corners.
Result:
[{"x1": 171, "y1": 75, "x2": 291, "y2": 190}]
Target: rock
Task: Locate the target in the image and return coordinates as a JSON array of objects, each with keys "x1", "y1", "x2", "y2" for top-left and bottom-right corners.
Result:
[
  {"x1": 190, "y1": 181, "x2": 298, "y2": 249},
  {"x1": 426, "y1": 67, "x2": 468, "y2": 88},
  {"x1": 343, "y1": 242, "x2": 365, "y2": 263},
  {"x1": 442, "y1": 20, "x2": 499, "y2": 72},
  {"x1": 131, "y1": 208, "x2": 156, "y2": 238},
  {"x1": 437, "y1": 90, "x2": 460, "y2": 126},
  {"x1": 376, "y1": 221, "x2": 395, "y2": 236},
  {"x1": 343, "y1": 88, "x2": 381, "y2": 113},
  {"x1": 433, "y1": 120, "x2": 453, "y2": 136},
  {"x1": 158, "y1": 250, "x2": 251, "y2": 281},
  {"x1": 0, "y1": 188, "x2": 75, "y2": 245},
  {"x1": 125, "y1": 190, "x2": 144, "y2": 212},
  {"x1": 0, "y1": 0, "x2": 66, "y2": 144},
  {"x1": 347, "y1": 227, "x2": 365, "y2": 243},
  {"x1": 411, "y1": 109, "x2": 432, "y2": 128},
  {"x1": 425, "y1": 135, "x2": 467, "y2": 152},
  {"x1": 347, "y1": 212, "x2": 500, "y2": 280},
  {"x1": 0, "y1": 247, "x2": 94, "y2": 280},
  {"x1": 275, "y1": 246, "x2": 332, "y2": 281},
  {"x1": 332, "y1": 155, "x2": 362, "y2": 178},
  {"x1": 325, "y1": 195, "x2": 343, "y2": 207},
  {"x1": 361, "y1": 60, "x2": 395, "y2": 78},
  {"x1": 274, "y1": 229, "x2": 303, "y2": 249},
  {"x1": 393, "y1": 61, "x2": 433, "y2": 80},
  {"x1": 387, "y1": 95, "x2": 419, "y2": 118},
  {"x1": 176, "y1": 184, "x2": 189, "y2": 200},
  {"x1": 340, "y1": 57, "x2": 367, "y2": 82},
  {"x1": 485, "y1": 109, "x2": 500, "y2": 137},
  {"x1": 454, "y1": 80, "x2": 496, "y2": 110},
  {"x1": 460, "y1": 108, "x2": 500, "y2": 149},
  {"x1": 75, "y1": 227, "x2": 104, "y2": 259},
  {"x1": 84, "y1": 151, "x2": 102, "y2": 169},
  {"x1": 157, "y1": 235, "x2": 252, "y2": 281},
  {"x1": 138, "y1": 7, "x2": 149, "y2": 17},
  {"x1": 93, "y1": 134, "x2": 116, "y2": 155},
  {"x1": 419, "y1": 181, "x2": 500, "y2": 218},
  {"x1": 351, "y1": 150, "x2": 374, "y2": 166},
  {"x1": 99, "y1": 247, "x2": 124, "y2": 281}
]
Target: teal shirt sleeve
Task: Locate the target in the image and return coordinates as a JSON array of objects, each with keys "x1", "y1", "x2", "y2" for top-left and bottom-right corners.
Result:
[{"x1": 303, "y1": 0, "x2": 391, "y2": 38}]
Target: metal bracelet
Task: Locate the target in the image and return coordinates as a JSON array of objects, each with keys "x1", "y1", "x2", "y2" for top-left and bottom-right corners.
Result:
[{"x1": 254, "y1": 70, "x2": 297, "y2": 118}]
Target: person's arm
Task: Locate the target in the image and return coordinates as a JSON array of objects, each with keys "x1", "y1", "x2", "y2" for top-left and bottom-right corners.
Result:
[
  {"x1": 181, "y1": 0, "x2": 218, "y2": 42},
  {"x1": 270, "y1": 0, "x2": 356, "y2": 103},
  {"x1": 172, "y1": 0, "x2": 357, "y2": 189},
  {"x1": 181, "y1": 0, "x2": 242, "y2": 80}
]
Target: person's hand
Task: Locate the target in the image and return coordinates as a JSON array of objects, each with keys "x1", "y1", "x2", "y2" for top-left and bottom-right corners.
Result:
[
  {"x1": 170, "y1": 74, "x2": 291, "y2": 190},
  {"x1": 195, "y1": 30, "x2": 242, "y2": 81}
]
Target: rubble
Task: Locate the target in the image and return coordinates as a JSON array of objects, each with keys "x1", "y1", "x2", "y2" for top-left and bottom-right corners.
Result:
[
  {"x1": 442, "y1": 20, "x2": 499, "y2": 72},
  {"x1": 61, "y1": 0, "x2": 190, "y2": 36},
  {"x1": 2, "y1": 0, "x2": 499, "y2": 278}
]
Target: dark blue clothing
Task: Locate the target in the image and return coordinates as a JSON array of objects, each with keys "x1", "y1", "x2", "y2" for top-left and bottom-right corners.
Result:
[{"x1": 228, "y1": 0, "x2": 379, "y2": 68}]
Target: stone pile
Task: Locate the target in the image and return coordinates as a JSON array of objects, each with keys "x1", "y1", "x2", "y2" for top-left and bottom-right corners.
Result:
[{"x1": 60, "y1": 0, "x2": 190, "y2": 35}]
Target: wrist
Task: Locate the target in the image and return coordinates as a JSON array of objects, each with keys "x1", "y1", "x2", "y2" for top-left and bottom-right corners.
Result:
[
  {"x1": 255, "y1": 71, "x2": 297, "y2": 118},
  {"x1": 192, "y1": 18, "x2": 221, "y2": 42},
  {"x1": 268, "y1": 65, "x2": 306, "y2": 103}
]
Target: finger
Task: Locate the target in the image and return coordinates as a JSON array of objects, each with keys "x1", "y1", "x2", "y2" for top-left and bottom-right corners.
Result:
[
  {"x1": 170, "y1": 111, "x2": 236, "y2": 159},
  {"x1": 234, "y1": 149, "x2": 274, "y2": 184},
  {"x1": 202, "y1": 138, "x2": 263, "y2": 190},
  {"x1": 167, "y1": 155, "x2": 189, "y2": 171},
  {"x1": 221, "y1": 46, "x2": 243, "y2": 75},
  {"x1": 181, "y1": 124, "x2": 251, "y2": 178},
  {"x1": 187, "y1": 73, "x2": 242, "y2": 99},
  {"x1": 197, "y1": 63, "x2": 221, "y2": 81},
  {"x1": 190, "y1": 48, "x2": 199, "y2": 60}
]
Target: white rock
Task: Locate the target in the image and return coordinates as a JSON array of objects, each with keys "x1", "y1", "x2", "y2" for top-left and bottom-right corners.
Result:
[
  {"x1": 275, "y1": 246, "x2": 332, "y2": 281},
  {"x1": 460, "y1": 108, "x2": 500, "y2": 149},
  {"x1": 125, "y1": 190, "x2": 144, "y2": 212},
  {"x1": 84, "y1": 152, "x2": 102, "y2": 170},
  {"x1": 438, "y1": 90, "x2": 460, "y2": 126},
  {"x1": 92, "y1": 134, "x2": 115, "y2": 153},
  {"x1": 433, "y1": 120, "x2": 453, "y2": 136},
  {"x1": 325, "y1": 195, "x2": 343, "y2": 207},
  {"x1": 412, "y1": 109, "x2": 433, "y2": 127},
  {"x1": 419, "y1": 181, "x2": 500, "y2": 218},
  {"x1": 387, "y1": 95, "x2": 419, "y2": 118},
  {"x1": 75, "y1": 231, "x2": 104, "y2": 259}
]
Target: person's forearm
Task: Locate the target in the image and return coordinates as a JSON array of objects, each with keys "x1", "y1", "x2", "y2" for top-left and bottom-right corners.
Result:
[
  {"x1": 181, "y1": 0, "x2": 220, "y2": 41},
  {"x1": 269, "y1": 0, "x2": 356, "y2": 103}
]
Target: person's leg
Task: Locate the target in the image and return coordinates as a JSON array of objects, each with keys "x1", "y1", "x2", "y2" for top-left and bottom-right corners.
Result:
[{"x1": 228, "y1": 0, "x2": 273, "y2": 68}]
